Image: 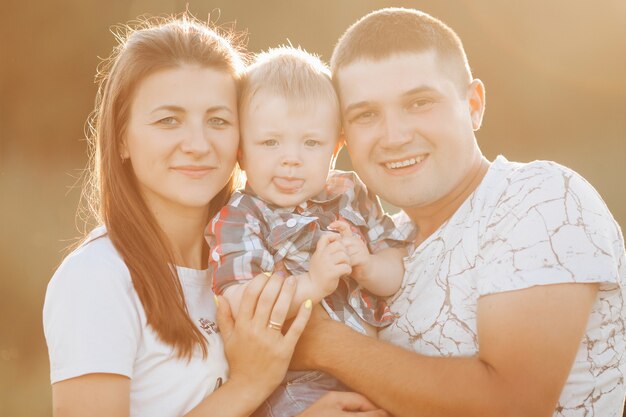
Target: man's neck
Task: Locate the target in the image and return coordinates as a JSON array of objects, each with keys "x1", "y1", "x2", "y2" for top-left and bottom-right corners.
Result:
[{"x1": 406, "y1": 156, "x2": 491, "y2": 246}]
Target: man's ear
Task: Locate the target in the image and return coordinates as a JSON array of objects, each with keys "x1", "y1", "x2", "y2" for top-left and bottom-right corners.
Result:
[{"x1": 467, "y1": 79, "x2": 486, "y2": 131}]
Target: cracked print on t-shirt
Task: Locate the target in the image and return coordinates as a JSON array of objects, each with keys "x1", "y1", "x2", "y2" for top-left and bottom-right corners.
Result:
[{"x1": 381, "y1": 155, "x2": 626, "y2": 417}]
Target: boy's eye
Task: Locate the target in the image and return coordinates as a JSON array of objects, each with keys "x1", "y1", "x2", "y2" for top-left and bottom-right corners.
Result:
[
  {"x1": 263, "y1": 139, "x2": 278, "y2": 147},
  {"x1": 304, "y1": 139, "x2": 320, "y2": 147}
]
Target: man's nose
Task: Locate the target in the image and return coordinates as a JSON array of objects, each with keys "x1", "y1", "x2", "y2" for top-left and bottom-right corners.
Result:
[{"x1": 380, "y1": 111, "x2": 413, "y2": 149}]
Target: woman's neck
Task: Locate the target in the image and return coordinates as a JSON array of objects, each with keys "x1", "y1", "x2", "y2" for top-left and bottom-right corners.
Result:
[{"x1": 145, "y1": 197, "x2": 210, "y2": 269}]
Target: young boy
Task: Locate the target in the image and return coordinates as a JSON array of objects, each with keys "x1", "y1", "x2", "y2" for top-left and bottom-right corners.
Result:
[{"x1": 206, "y1": 46, "x2": 413, "y2": 416}]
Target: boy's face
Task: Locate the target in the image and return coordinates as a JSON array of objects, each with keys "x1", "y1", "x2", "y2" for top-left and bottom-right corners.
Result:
[
  {"x1": 336, "y1": 50, "x2": 484, "y2": 212},
  {"x1": 239, "y1": 90, "x2": 341, "y2": 207}
]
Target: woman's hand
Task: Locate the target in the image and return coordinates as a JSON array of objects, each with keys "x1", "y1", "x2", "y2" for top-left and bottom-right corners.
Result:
[
  {"x1": 296, "y1": 392, "x2": 390, "y2": 417},
  {"x1": 216, "y1": 272, "x2": 312, "y2": 401}
]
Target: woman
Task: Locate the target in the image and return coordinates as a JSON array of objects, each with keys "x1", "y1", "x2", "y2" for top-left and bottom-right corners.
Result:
[{"x1": 43, "y1": 15, "x2": 387, "y2": 417}]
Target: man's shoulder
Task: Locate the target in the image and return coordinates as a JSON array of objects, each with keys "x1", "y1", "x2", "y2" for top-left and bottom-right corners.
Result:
[{"x1": 483, "y1": 156, "x2": 605, "y2": 209}]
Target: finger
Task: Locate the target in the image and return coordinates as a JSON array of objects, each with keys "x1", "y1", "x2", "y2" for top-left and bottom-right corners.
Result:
[
  {"x1": 316, "y1": 233, "x2": 339, "y2": 253},
  {"x1": 325, "y1": 240, "x2": 348, "y2": 256},
  {"x1": 330, "y1": 250, "x2": 351, "y2": 265},
  {"x1": 268, "y1": 275, "x2": 296, "y2": 330},
  {"x1": 215, "y1": 295, "x2": 234, "y2": 340},
  {"x1": 284, "y1": 298, "x2": 313, "y2": 347},
  {"x1": 333, "y1": 392, "x2": 385, "y2": 413},
  {"x1": 254, "y1": 272, "x2": 287, "y2": 326},
  {"x1": 356, "y1": 411, "x2": 390, "y2": 416},
  {"x1": 237, "y1": 273, "x2": 269, "y2": 321},
  {"x1": 328, "y1": 220, "x2": 353, "y2": 238}
]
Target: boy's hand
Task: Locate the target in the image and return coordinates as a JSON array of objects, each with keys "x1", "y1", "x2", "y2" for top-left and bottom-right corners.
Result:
[
  {"x1": 328, "y1": 220, "x2": 373, "y2": 283},
  {"x1": 309, "y1": 232, "x2": 351, "y2": 299}
]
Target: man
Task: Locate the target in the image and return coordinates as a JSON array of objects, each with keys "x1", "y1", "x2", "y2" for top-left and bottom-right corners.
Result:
[{"x1": 292, "y1": 8, "x2": 626, "y2": 417}]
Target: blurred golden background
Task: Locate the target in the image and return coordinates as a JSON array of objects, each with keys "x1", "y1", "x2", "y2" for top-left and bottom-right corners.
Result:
[{"x1": 1, "y1": 0, "x2": 625, "y2": 415}]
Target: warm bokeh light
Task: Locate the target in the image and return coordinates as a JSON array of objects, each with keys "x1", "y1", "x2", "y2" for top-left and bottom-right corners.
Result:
[{"x1": 1, "y1": 1, "x2": 625, "y2": 415}]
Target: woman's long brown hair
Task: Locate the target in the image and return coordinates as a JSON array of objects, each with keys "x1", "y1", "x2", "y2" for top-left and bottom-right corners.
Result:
[{"x1": 80, "y1": 15, "x2": 245, "y2": 359}]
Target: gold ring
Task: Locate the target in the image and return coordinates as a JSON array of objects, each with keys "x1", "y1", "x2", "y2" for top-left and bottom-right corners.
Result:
[{"x1": 268, "y1": 320, "x2": 283, "y2": 331}]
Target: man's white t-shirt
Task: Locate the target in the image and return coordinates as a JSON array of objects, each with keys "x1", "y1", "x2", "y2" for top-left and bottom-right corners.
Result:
[
  {"x1": 382, "y1": 156, "x2": 626, "y2": 416},
  {"x1": 43, "y1": 227, "x2": 228, "y2": 417}
]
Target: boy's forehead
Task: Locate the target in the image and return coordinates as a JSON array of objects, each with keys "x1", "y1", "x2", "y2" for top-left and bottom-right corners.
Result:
[{"x1": 243, "y1": 89, "x2": 340, "y2": 118}]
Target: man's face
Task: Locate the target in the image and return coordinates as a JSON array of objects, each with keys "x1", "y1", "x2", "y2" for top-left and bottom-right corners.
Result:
[{"x1": 336, "y1": 51, "x2": 484, "y2": 213}]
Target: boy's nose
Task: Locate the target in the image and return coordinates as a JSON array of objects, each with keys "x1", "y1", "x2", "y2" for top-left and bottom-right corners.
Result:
[{"x1": 281, "y1": 155, "x2": 302, "y2": 166}]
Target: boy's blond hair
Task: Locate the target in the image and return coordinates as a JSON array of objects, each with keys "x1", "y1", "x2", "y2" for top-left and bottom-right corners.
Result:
[{"x1": 239, "y1": 46, "x2": 341, "y2": 132}]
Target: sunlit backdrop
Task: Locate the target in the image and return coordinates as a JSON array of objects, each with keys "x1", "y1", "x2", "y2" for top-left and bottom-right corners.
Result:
[{"x1": 1, "y1": 1, "x2": 625, "y2": 415}]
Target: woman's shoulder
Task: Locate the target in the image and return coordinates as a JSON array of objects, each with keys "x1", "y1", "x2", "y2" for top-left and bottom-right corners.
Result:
[{"x1": 49, "y1": 226, "x2": 132, "y2": 292}]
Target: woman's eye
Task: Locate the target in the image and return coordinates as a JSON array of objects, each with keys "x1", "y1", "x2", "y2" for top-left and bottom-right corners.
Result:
[
  {"x1": 157, "y1": 117, "x2": 178, "y2": 125},
  {"x1": 263, "y1": 139, "x2": 278, "y2": 147},
  {"x1": 208, "y1": 118, "x2": 227, "y2": 126},
  {"x1": 304, "y1": 139, "x2": 320, "y2": 147}
]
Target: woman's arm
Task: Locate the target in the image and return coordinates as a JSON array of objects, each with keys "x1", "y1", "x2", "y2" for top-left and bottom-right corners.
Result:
[
  {"x1": 52, "y1": 273, "x2": 312, "y2": 417},
  {"x1": 52, "y1": 374, "x2": 130, "y2": 417}
]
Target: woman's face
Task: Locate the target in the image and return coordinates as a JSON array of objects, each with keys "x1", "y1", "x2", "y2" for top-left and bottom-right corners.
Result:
[{"x1": 122, "y1": 65, "x2": 239, "y2": 215}]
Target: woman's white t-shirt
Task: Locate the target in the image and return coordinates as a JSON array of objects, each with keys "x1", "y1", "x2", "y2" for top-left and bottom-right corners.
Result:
[{"x1": 43, "y1": 227, "x2": 228, "y2": 417}]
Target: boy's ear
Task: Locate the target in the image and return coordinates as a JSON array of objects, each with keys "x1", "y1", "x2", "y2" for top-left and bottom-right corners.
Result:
[
  {"x1": 330, "y1": 132, "x2": 346, "y2": 169},
  {"x1": 333, "y1": 132, "x2": 345, "y2": 157},
  {"x1": 236, "y1": 148, "x2": 245, "y2": 170}
]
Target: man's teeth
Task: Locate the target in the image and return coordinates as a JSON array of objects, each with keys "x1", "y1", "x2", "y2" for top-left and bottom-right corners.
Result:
[{"x1": 385, "y1": 156, "x2": 425, "y2": 169}]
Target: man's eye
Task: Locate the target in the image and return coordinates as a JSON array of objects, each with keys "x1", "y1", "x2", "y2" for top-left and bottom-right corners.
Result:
[
  {"x1": 409, "y1": 99, "x2": 433, "y2": 110},
  {"x1": 263, "y1": 139, "x2": 278, "y2": 147},
  {"x1": 304, "y1": 139, "x2": 320, "y2": 147},
  {"x1": 352, "y1": 111, "x2": 376, "y2": 123}
]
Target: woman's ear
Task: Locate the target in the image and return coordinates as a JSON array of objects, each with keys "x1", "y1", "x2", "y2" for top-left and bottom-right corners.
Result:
[{"x1": 119, "y1": 141, "x2": 130, "y2": 160}]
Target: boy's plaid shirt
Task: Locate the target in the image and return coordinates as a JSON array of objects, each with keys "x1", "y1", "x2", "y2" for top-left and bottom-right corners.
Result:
[{"x1": 206, "y1": 170, "x2": 415, "y2": 328}]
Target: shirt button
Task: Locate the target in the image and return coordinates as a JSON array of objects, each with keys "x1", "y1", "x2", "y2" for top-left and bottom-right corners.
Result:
[
  {"x1": 211, "y1": 251, "x2": 220, "y2": 261},
  {"x1": 286, "y1": 218, "x2": 297, "y2": 228}
]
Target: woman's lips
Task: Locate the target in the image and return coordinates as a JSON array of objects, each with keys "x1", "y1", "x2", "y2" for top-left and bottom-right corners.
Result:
[{"x1": 171, "y1": 165, "x2": 214, "y2": 179}]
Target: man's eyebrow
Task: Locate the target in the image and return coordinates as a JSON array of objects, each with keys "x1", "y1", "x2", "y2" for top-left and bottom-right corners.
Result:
[
  {"x1": 401, "y1": 86, "x2": 437, "y2": 97},
  {"x1": 343, "y1": 101, "x2": 371, "y2": 115},
  {"x1": 343, "y1": 86, "x2": 438, "y2": 114}
]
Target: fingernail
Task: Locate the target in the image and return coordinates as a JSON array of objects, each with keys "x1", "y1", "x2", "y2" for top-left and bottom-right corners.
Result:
[
  {"x1": 213, "y1": 294, "x2": 220, "y2": 307},
  {"x1": 285, "y1": 275, "x2": 295, "y2": 285},
  {"x1": 304, "y1": 299, "x2": 312, "y2": 309},
  {"x1": 262, "y1": 271, "x2": 272, "y2": 277}
]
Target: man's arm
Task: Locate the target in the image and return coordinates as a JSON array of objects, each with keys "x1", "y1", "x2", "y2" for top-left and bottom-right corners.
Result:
[{"x1": 292, "y1": 282, "x2": 598, "y2": 417}]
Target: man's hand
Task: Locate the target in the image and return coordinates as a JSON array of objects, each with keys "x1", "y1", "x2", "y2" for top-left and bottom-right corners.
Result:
[
  {"x1": 296, "y1": 392, "x2": 390, "y2": 417},
  {"x1": 290, "y1": 304, "x2": 339, "y2": 371}
]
